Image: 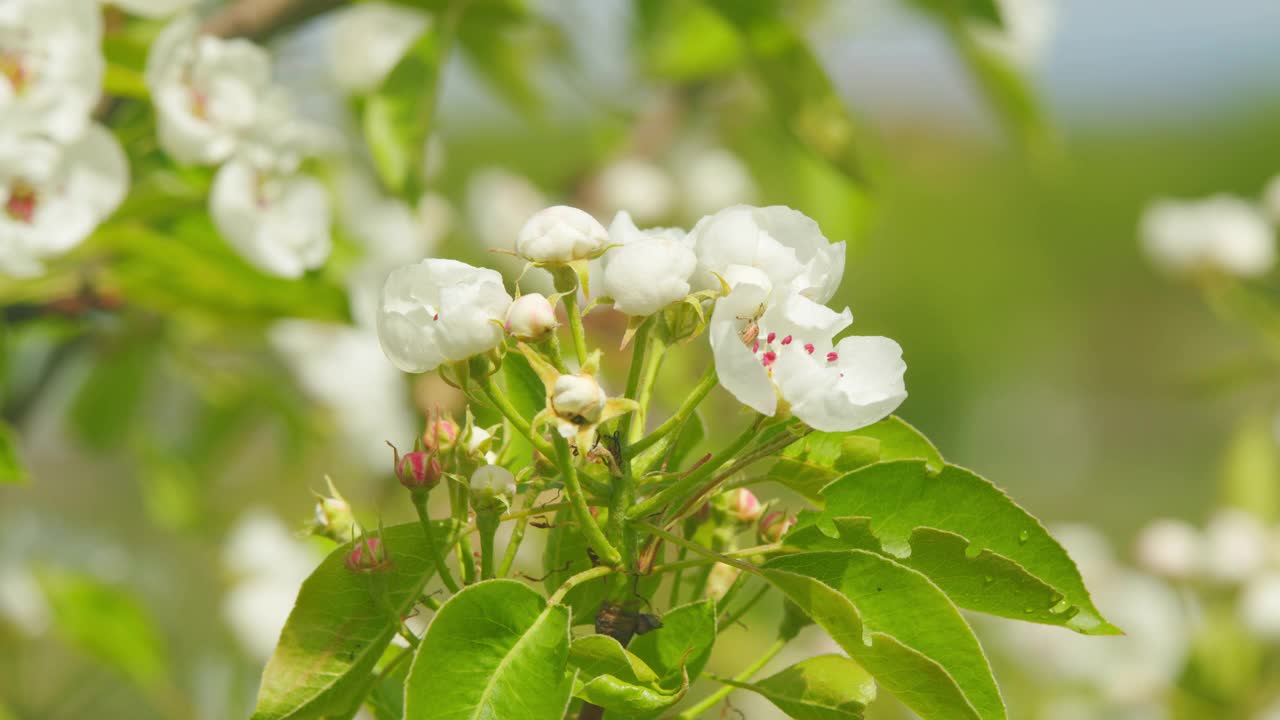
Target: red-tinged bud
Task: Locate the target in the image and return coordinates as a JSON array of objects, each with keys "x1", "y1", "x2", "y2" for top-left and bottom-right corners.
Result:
[
  {"x1": 397, "y1": 450, "x2": 442, "y2": 490},
  {"x1": 729, "y1": 488, "x2": 763, "y2": 524},
  {"x1": 345, "y1": 537, "x2": 390, "y2": 573},
  {"x1": 423, "y1": 416, "x2": 459, "y2": 453},
  {"x1": 758, "y1": 511, "x2": 795, "y2": 544}
]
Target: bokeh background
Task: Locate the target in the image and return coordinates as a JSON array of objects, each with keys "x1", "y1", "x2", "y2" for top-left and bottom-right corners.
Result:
[{"x1": 5, "y1": 1, "x2": 1280, "y2": 718}]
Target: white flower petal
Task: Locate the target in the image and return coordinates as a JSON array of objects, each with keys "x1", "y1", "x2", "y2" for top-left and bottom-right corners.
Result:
[
  {"x1": 210, "y1": 160, "x2": 331, "y2": 278},
  {"x1": 327, "y1": 2, "x2": 430, "y2": 94},
  {"x1": 774, "y1": 335, "x2": 906, "y2": 432},
  {"x1": 601, "y1": 211, "x2": 695, "y2": 316},
  {"x1": 709, "y1": 281, "x2": 776, "y2": 416},
  {"x1": 690, "y1": 205, "x2": 845, "y2": 302}
]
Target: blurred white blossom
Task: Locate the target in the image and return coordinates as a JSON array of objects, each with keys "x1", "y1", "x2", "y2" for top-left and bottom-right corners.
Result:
[
  {"x1": 104, "y1": 0, "x2": 197, "y2": 18},
  {"x1": 0, "y1": 0, "x2": 103, "y2": 142},
  {"x1": 146, "y1": 16, "x2": 276, "y2": 166},
  {"x1": 674, "y1": 147, "x2": 756, "y2": 219},
  {"x1": 1202, "y1": 508, "x2": 1269, "y2": 584},
  {"x1": 1134, "y1": 518, "x2": 1201, "y2": 580},
  {"x1": 210, "y1": 159, "x2": 332, "y2": 278},
  {"x1": 1240, "y1": 571, "x2": 1280, "y2": 640},
  {"x1": 1141, "y1": 196, "x2": 1275, "y2": 278},
  {"x1": 0, "y1": 126, "x2": 127, "y2": 277},
  {"x1": 595, "y1": 158, "x2": 674, "y2": 225},
  {"x1": 376, "y1": 258, "x2": 513, "y2": 373},
  {"x1": 221, "y1": 510, "x2": 318, "y2": 660},
  {"x1": 270, "y1": 321, "x2": 416, "y2": 471},
  {"x1": 326, "y1": 2, "x2": 430, "y2": 94}
]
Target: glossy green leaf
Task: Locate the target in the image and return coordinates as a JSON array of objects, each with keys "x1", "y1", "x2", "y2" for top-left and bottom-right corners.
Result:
[
  {"x1": 364, "y1": 17, "x2": 451, "y2": 196},
  {"x1": 770, "y1": 416, "x2": 943, "y2": 504},
  {"x1": 819, "y1": 460, "x2": 1119, "y2": 634},
  {"x1": 764, "y1": 550, "x2": 1003, "y2": 720},
  {"x1": 39, "y1": 571, "x2": 166, "y2": 689},
  {"x1": 405, "y1": 580, "x2": 572, "y2": 720},
  {"x1": 787, "y1": 518, "x2": 1078, "y2": 629},
  {"x1": 626, "y1": 599, "x2": 716, "y2": 685},
  {"x1": 568, "y1": 635, "x2": 688, "y2": 715},
  {"x1": 252, "y1": 521, "x2": 454, "y2": 720},
  {"x1": 0, "y1": 421, "x2": 26, "y2": 484},
  {"x1": 717, "y1": 654, "x2": 875, "y2": 720},
  {"x1": 705, "y1": 0, "x2": 870, "y2": 186},
  {"x1": 498, "y1": 352, "x2": 545, "y2": 467}
]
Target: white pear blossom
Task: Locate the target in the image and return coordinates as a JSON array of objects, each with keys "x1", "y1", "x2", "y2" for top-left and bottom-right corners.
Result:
[
  {"x1": 1202, "y1": 508, "x2": 1269, "y2": 583},
  {"x1": 221, "y1": 510, "x2": 318, "y2": 660},
  {"x1": 552, "y1": 374, "x2": 608, "y2": 426},
  {"x1": 1, "y1": 126, "x2": 128, "y2": 277},
  {"x1": 505, "y1": 293, "x2": 558, "y2": 341},
  {"x1": 327, "y1": 2, "x2": 430, "y2": 94},
  {"x1": 709, "y1": 266, "x2": 905, "y2": 431},
  {"x1": 1133, "y1": 518, "x2": 1201, "y2": 580},
  {"x1": 1241, "y1": 572, "x2": 1280, "y2": 640},
  {"x1": 0, "y1": 0, "x2": 103, "y2": 142},
  {"x1": 210, "y1": 159, "x2": 331, "y2": 279},
  {"x1": 516, "y1": 205, "x2": 609, "y2": 264},
  {"x1": 601, "y1": 211, "x2": 696, "y2": 316},
  {"x1": 104, "y1": 0, "x2": 197, "y2": 18},
  {"x1": 1140, "y1": 195, "x2": 1275, "y2": 278},
  {"x1": 595, "y1": 158, "x2": 674, "y2": 224},
  {"x1": 674, "y1": 147, "x2": 756, "y2": 219},
  {"x1": 269, "y1": 321, "x2": 416, "y2": 472},
  {"x1": 146, "y1": 16, "x2": 275, "y2": 165},
  {"x1": 377, "y1": 258, "x2": 513, "y2": 373},
  {"x1": 690, "y1": 204, "x2": 846, "y2": 302}
]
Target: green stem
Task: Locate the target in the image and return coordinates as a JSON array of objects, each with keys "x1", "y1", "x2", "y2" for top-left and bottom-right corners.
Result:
[
  {"x1": 676, "y1": 637, "x2": 787, "y2": 719},
  {"x1": 498, "y1": 486, "x2": 541, "y2": 577},
  {"x1": 632, "y1": 332, "x2": 668, "y2": 444},
  {"x1": 631, "y1": 364, "x2": 717, "y2": 458},
  {"x1": 667, "y1": 546, "x2": 688, "y2": 606},
  {"x1": 548, "y1": 565, "x2": 614, "y2": 605},
  {"x1": 477, "y1": 376, "x2": 555, "y2": 460},
  {"x1": 477, "y1": 514, "x2": 498, "y2": 580},
  {"x1": 449, "y1": 481, "x2": 477, "y2": 585},
  {"x1": 626, "y1": 418, "x2": 761, "y2": 522},
  {"x1": 411, "y1": 490, "x2": 461, "y2": 594},
  {"x1": 541, "y1": 333, "x2": 570, "y2": 374},
  {"x1": 718, "y1": 581, "x2": 771, "y2": 633},
  {"x1": 555, "y1": 434, "x2": 621, "y2": 566},
  {"x1": 635, "y1": 522, "x2": 755, "y2": 574},
  {"x1": 562, "y1": 289, "x2": 589, "y2": 366}
]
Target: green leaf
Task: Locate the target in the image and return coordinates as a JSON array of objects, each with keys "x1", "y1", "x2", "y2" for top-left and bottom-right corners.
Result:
[
  {"x1": 952, "y1": 29, "x2": 1055, "y2": 157},
  {"x1": 498, "y1": 352, "x2": 545, "y2": 467},
  {"x1": 626, "y1": 599, "x2": 717, "y2": 685},
  {"x1": 667, "y1": 412, "x2": 706, "y2": 470},
  {"x1": 787, "y1": 518, "x2": 1080, "y2": 630},
  {"x1": 704, "y1": 0, "x2": 870, "y2": 186},
  {"x1": 818, "y1": 460, "x2": 1119, "y2": 635},
  {"x1": 252, "y1": 521, "x2": 454, "y2": 720},
  {"x1": 363, "y1": 16, "x2": 451, "y2": 196},
  {"x1": 366, "y1": 653, "x2": 411, "y2": 720},
  {"x1": 770, "y1": 416, "x2": 943, "y2": 504},
  {"x1": 457, "y1": 21, "x2": 543, "y2": 117},
  {"x1": 717, "y1": 654, "x2": 875, "y2": 720},
  {"x1": 0, "y1": 421, "x2": 27, "y2": 485},
  {"x1": 70, "y1": 336, "x2": 156, "y2": 449},
  {"x1": 909, "y1": 0, "x2": 1003, "y2": 26},
  {"x1": 405, "y1": 580, "x2": 573, "y2": 720},
  {"x1": 633, "y1": 0, "x2": 745, "y2": 81},
  {"x1": 39, "y1": 571, "x2": 166, "y2": 689},
  {"x1": 568, "y1": 635, "x2": 688, "y2": 716},
  {"x1": 764, "y1": 551, "x2": 1004, "y2": 720}
]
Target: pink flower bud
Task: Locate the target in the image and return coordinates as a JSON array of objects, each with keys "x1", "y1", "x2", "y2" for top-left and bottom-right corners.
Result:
[
  {"x1": 345, "y1": 537, "x2": 390, "y2": 573},
  {"x1": 729, "y1": 488, "x2": 763, "y2": 524},
  {"x1": 504, "y1": 293, "x2": 558, "y2": 341},
  {"x1": 396, "y1": 451, "x2": 442, "y2": 490},
  {"x1": 422, "y1": 416, "x2": 459, "y2": 453},
  {"x1": 758, "y1": 511, "x2": 795, "y2": 544}
]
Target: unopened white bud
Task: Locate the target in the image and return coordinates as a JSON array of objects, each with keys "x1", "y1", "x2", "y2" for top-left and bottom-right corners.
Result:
[
  {"x1": 516, "y1": 205, "x2": 608, "y2": 264},
  {"x1": 1133, "y1": 519, "x2": 1201, "y2": 580},
  {"x1": 551, "y1": 374, "x2": 607, "y2": 424},
  {"x1": 1240, "y1": 572, "x2": 1280, "y2": 639},
  {"x1": 505, "y1": 293, "x2": 558, "y2": 341},
  {"x1": 469, "y1": 464, "x2": 516, "y2": 514}
]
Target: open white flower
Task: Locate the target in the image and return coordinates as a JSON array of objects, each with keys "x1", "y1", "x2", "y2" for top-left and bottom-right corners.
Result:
[
  {"x1": 377, "y1": 259, "x2": 513, "y2": 373},
  {"x1": 327, "y1": 2, "x2": 430, "y2": 94},
  {"x1": 709, "y1": 271, "x2": 906, "y2": 431},
  {"x1": 210, "y1": 159, "x2": 331, "y2": 279},
  {"x1": 601, "y1": 211, "x2": 696, "y2": 316},
  {"x1": 0, "y1": 126, "x2": 127, "y2": 277},
  {"x1": 517, "y1": 205, "x2": 609, "y2": 264},
  {"x1": 1140, "y1": 195, "x2": 1275, "y2": 278},
  {"x1": 690, "y1": 205, "x2": 845, "y2": 302},
  {"x1": 222, "y1": 510, "x2": 317, "y2": 660},
  {"x1": 105, "y1": 0, "x2": 197, "y2": 18},
  {"x1": 0, "y1": 0, "x2": 103, "y2": 142},
  {"x1": 595, "y1": 159, "x2": 673, "y2": 225},
  {"x1": 674, "y1": 147, "x2": 756, "y2": 219},
  {"x1": 146, "y1": 16, "x2": 274, "y2": 165}
]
